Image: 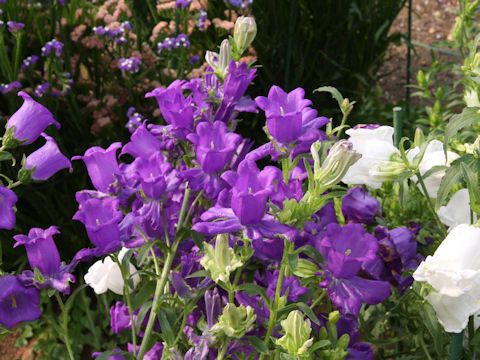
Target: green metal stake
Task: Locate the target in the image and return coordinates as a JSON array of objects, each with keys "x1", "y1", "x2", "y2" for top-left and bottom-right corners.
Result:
[
  {"x1": 449, "y1": 331, "x2": 463, "y2": 360},
  {"x1": 405, "y1": 0, "x2": 412, "y2": 124},
  {"x1": 393, "y1": 106, "x2": 402, "y2": 147}
]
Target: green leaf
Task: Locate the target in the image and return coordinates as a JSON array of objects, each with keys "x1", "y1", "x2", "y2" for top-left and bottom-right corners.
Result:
[
  {"x1": 314, "y1": 86, "x2": 344, "y2": 108},
  {"x1": 157, "y1": 310, "x2": 175, "y2": 345},
  {"x1": 185, "y1": 270, "x2": 209, "y2": 279},
  {"x1": 64, "y1": 284, "x2": 88, "y2": 314},
  {"x1": 436, "y1": 154, "x2": 477, "y2": 209},
  {"x1": 295, "y1": 245, "x2": 324, "y2": 264},
  {"x1": 0, "y1": 151, "x2": 15, "y2": 165},
  {"x1": 422, "y1": 165, "x2": 447, "y2": 180},
  {"x1": 287, "y1": 253, "x2": 298, "y2": 273},
  {"x1": 461, "y1": 162, "x2": 480, "y2": 214},
  {"x1": 310, "y1": 339, "x2": 330, "y2": 351},
  {"x1": 445, "y1": 107, "x2": 480, "y2": 152},
  {"x1": 420, "y1": 302, "x2": 445, "y2": 357},
  {"x1": 192, "y1": 230, "x2": 204, "y2": 251},
  {"x1": 246, "y1": 336, "x2": 268, "y2": 354},
  {"x1": 136, "y1": 301, "x2": 153, "y2": 335},
  {"x1": 137, "y1": 241, "x2": 154, "y2": 266},
  {"x1": 297, "y1": 302, "x2": 320, "y2": 325},
  {"x1": 131, "y1": 281, "x2": 156, "y2": 311}
]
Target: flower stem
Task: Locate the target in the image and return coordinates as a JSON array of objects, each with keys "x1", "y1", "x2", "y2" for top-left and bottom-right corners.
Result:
[
  {"x1": 122, "y1": 275, "x2": 137, "y2": 357},
  {"x1": 259, "y1": 238, "x2": 291, "y2": 360},
  {"x1": 54, "y1": 293, "x2": 75, "y2": 360},
  {"x1": 137, "y1": 185, "x2": 191, "y2": 359},
  {"x1": 449, "y1": 331, "x2": 463, "y2": 360},
  {"x1": 415, "y1": 171, "x2": 448, "y2": 237}
]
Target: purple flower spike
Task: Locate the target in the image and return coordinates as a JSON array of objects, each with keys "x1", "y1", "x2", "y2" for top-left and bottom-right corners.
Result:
[
  {"x1": 341, "y1": 187, "x2": 381, "y2": 224},
  {"x1": 0, "y1": 276, "x2": 41, "y2": 328},
  {"x1": 0, "y1": 186, "x2": 18, "y2": 230},
  {"x1": 14, "y1": 226, "x2": 61, "y2": 276},
  {"x1": 72, "y1": 143, "x2": 122, "y2": 193},
  {"x1": 188, "y1": 121, "x2": 242, "y2": 173},
  {"x1": 319, "y1": 223, "x2": 378, "y2": 278},
  {"x1": 73, "y1": 197, "x2": 123, "y2": 251},
  {"x1": 6, "y1": 91, "x2": 60, "y2": 145},
  {"x1": 25, "y1": 133, "x2": 71, "y2": 180},
  {"x1": 255, "y1": 86, "x2": 312, "y2": 144}
]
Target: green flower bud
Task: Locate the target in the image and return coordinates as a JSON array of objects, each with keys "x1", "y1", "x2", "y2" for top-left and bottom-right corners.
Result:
[
  {"x1": 205, "y1": 39, "x2": 232, "y2": 81},
  {"x1": 328, "y1": 310, "x2": 341, "y2": 324},
  {"x1": 313, "y1": 140, "x2": 361, "y2": 188},
  {"x1": 294, "y1": 259, "x2": 321, "y2": 278},
  {"x1": 200, "y1": 234, "x2": 243, "y2": 284},
  {"x1": 234, "y1": 16, "x2": 257, "y2": 54},
  {"x1": 275, "y1": 310, "x2": 313, "y2": 358},
  {"x1": 413, "y1": 127, "x2": 425, "y2": 148},
  {"x1": 210, "y1": 303, "x2": 256, "y2": 339}
]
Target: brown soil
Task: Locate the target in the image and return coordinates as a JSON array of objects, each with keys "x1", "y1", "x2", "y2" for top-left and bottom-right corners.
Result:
[{"x1": 378, "y1": 0, "x2": 459, "y2": 105}]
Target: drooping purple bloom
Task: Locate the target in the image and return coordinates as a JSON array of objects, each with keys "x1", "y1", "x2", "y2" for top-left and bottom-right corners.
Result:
[
  {"x1": 0, "y1": 276, "x2": 41, "y2": 328},
  {"x1": 215, "y1": 61, "x2": 257, "y2": 123},
  {"x1": 72, "y1": 196, "x2": 123, "y2": 251},
  {"x1": 13, "y1": 226, "x2": 76, "y2": 293},
  {"x1": 72, "y1": 142, "x2": 122, "y2": 193},
  {"x1": 132, "y1": 151, "x2": 179, "y2": 200},
  {"x1": 317, "y1": 223, "x2": 391, "y2": 315},
  {"x1": 6, "y1": 91, "x2": 60, "y2": 145},
  {"x1": 145, "y1": 81, "x2": 194, "y2": 139},
  {"x1": 255, "y1": 86, "x2": 311, "y2": 143},
  {"x1": 14, "y1": 226, "x2": 61, "y2": 276},
  {"x1": 121, "y1": 122, "x2": 161, "y2": 159},
  {"x1": 362, "y1": 226, "x2": 420, "y2": 294},
  {"x1": 341, "y1": 187, "x2": 381, "y2": 224},
  {"x1": 0, "y1": 186, "x2": 18, "y2": 230},
  {"x1": 25, "y1": 133, "x2": 71, "y2": 180}
]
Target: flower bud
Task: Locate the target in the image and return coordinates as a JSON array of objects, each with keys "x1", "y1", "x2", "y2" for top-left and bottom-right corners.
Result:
[
  {"x1": 275, "y1": 310, "x2": 313, "y2": 358},
  {"x1": 210, "y1": 303, "x2": 256, "y2": 338},
  {"x1": 413, "y1": 127, "x2": 425, "y2": 148},
  {"x1": 368, "y1": 153, "x2": 407, "y2": 182},
  {"x1": 314, "y1": 140, "x2": 361, "y2": 188},
  {"x1": 293, "y1": 259, "x2": 321, "y2": 278},
  {"x1": 234, "y1": 16, "x2": 257, "y2": 53},
  {"x1": 200, "y1": 234, "x2": 243, "y2": 283},
  {"x1": 205, "y1": 39, "x2": 232, "y2": 81},
  {"x1": 465, "y1": 89, "x2": 480, "y2": 107}
]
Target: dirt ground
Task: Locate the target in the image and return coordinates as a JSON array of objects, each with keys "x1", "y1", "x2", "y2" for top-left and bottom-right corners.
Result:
[
  {"x1": 0, "y1": 1, "x2": 460, "y2": 359},
  {"x1": 378, "y1": 0, "x2": 458, "y2": 105}
]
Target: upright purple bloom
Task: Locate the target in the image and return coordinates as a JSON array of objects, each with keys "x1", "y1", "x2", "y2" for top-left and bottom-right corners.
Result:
[
  {"x1": 73, "y1": 196, "x2": 123, "y2": 251},
  {"x1": 188, "y1": 121, "x2": 242, "y2": 173},
  {"x1": 0, "y1": 276, "x2": 41, "y2": 328},
  {"x1": 0, "y1": 186, "x2": 18, "y2": 230},
  {"x1": 223, "y1": 160, "x2": 272, "y2": 225},
  {"x1": 14, "y1": 226, "x2": 61, "y2": 276},
  {"x1": 255, "y1": 86, "x2": 311, "y2": 143},
  {"x1": 25, "y1": 133, "x2": 71, "y2": 180},
  {"x1": 72, "y1": 142, "x2": 122, "y2": 193},
  {"x1": 6, "y1": 91, "x2": 60, "y2": 146},
  {"x1": 341, "y1": 187, "x2": 381, "y2": 224},
  {"x1": 121, "y1": 123, "x2": 160, "y2": 159}
]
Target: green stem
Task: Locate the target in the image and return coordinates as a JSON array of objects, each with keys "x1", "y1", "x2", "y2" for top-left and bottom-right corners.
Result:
[
  {"x1": 54, "y1": 293, "x2": 75, "y2": 360},
  {"x1": 416, "y1": 171, "x2": 448, "y2": 237},
  {"x1": 12, "y1": 33, "x2": 22, "y2": 79},
  {"x1": 309, "y1": 290, "x2": 326, "y2": 309},
  {"x1": 119, "y1": 261, "x2": 137, "y2": 358},
  {"x1": 146, "y1": 0, "x2": 159, "y2": 23},
  {"x1": 217, "y1": 342, "x2": 228, "y2": 360},
  {"x1": 137, "y1": 186, "x2": 191, "y2": 359},
  {"x1": 449, "y1": 331, "x2": 463, "y2": 360},
  {"x1": 229, "y1": 268, "x2": 242, "y2": 303},
  {"x1": 260, "y1": 238, "x2": 291, "y2": 360}
]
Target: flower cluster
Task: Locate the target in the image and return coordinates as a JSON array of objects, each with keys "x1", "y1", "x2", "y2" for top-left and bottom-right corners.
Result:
[
  {"x1": 118, "y1": 56, "x2": 142, "y2": 73},
  {"x1": 41, "y1": 39, "x2": 64, "y2": 57}
]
